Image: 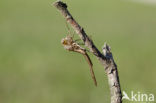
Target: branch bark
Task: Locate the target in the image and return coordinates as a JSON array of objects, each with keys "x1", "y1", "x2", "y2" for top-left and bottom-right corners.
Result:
[{"x1": 53, "y1": 1, "x2": 122, "y2": 103}]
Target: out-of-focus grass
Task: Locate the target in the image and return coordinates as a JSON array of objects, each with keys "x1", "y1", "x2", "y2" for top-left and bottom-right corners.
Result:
[{"x1": 0, "y1": 0, "x2": 156, "y2": 103}]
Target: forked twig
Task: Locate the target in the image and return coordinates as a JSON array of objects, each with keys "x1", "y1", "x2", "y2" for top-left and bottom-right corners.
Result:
[{"x1": 53, "y1": 1, "x2": 122, "y2": 103}]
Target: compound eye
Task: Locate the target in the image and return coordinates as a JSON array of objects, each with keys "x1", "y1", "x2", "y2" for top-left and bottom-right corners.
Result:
[{"x1": 62, "y1": 40, "x2": 68, "y2": 45}]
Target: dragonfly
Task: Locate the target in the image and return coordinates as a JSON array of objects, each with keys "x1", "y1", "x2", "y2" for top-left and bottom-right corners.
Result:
[{"x1": 61, "y1": 23, "x2": 97, "y2": 86}]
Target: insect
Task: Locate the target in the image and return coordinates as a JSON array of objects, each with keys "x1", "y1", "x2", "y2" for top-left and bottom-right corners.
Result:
[{"x1": 61, "y1": 22, "x2": 97, "y2": 86}]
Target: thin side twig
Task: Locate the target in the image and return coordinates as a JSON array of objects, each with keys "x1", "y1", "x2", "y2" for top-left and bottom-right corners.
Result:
[{"x1": 53, "y1": 1, "x2": 122, "y2": 103}]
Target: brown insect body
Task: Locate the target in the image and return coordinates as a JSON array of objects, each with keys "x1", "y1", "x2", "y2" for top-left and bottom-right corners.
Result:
[{"x1": 61, "y1": 35, "x2": 97, "y2": 86}]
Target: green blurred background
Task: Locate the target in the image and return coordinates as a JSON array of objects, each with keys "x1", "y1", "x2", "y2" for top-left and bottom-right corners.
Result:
[{"x1": 0, "y1": 0, "x2": 156, "y2": 103}]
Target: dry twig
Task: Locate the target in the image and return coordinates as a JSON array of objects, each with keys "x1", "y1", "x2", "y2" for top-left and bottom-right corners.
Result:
[{"x1": 53, "y1": 1, "x2": 122, "y2": 103}]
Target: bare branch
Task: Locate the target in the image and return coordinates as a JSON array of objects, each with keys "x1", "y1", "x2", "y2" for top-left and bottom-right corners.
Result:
[{"x1": 53, "y1": 1, "x2": 122, "y2": 103}]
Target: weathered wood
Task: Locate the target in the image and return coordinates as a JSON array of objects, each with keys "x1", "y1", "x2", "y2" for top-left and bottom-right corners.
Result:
[{"x1": 53, "y1": 1, "x2": 122, "y2": 103}]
